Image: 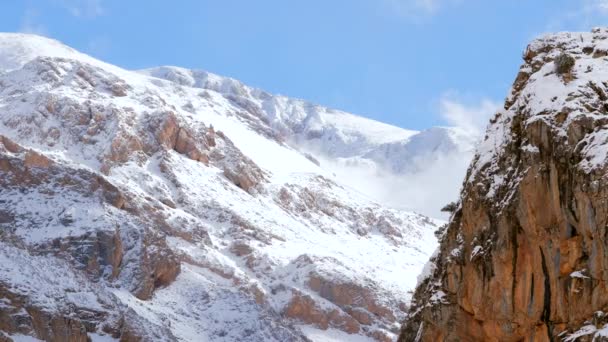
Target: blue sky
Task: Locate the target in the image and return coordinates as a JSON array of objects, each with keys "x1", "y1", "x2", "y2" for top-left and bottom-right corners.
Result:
[{"x1": 2, "y1": 0, "x2": 608, "y2": 130}]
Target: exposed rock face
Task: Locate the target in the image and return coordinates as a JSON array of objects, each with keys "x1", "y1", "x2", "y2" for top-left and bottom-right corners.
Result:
[
  {"x1": 153, "y1": 111, "x2": 211, "y2": 165},
  {"x1": 400, "y1": 28, "x2": 608, "y2": 341},
  {"x1": 0, "y1": 243, "x2": 176, "y2": 342},
  {"x1": 0, "y1": 137, "x2": 181, "y2": 340},
  {"x1": 133, "y1": 231, "x2": 181, "y2": 300},
  {"x1": 284, "y1": 291, "x2": 361, "y2": 334},
  {"x1": 2, "y1": 308, "x2": 90, "y2": 342}
]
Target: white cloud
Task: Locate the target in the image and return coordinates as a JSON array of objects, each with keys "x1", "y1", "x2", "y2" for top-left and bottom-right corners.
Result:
[
  {"x1": 384, "y1": 0, "x2": 460, "y2": 18},
  {"x1": 596, "y1": 0, "x2": 608, "y2": 11},
  {"x1": 582, "y1": 0, "x2": 608, "y2": 18},
  {"x1": 57, "y1": 0, "x2": 105, "y2": 18},
  {"x1": 313, "y1": 146, "x2": 472, "y2": 219},
  {"x1": 19, "y1": 8, "x2": 48, "y2": 36},
  {"x1": 591, "y1": 0, "x2": 608, "y2": 12},
  {"x1": 412, "y1": 0, "x2": 440, "y2": 13},
  {"x1": 545, "y1": 0, "x2": 608, "y2": 32},
  {"x1": 439, "y1": 92, "x2": 501, "y2": 136},
  {"x1": 313, "y1": 91, "x2": 500, "y2": 218},
  {"x1": 19, "y1": 0, "x2": 105, "y2": 37}
]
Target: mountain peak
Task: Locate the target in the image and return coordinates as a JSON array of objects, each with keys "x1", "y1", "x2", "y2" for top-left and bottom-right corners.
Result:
[
  {"x1": 0, "y1": 32, "x2": 80, "y2": 70},
  {"x1": 0, "y1": 33, "x2": 454, "y2": 341}
]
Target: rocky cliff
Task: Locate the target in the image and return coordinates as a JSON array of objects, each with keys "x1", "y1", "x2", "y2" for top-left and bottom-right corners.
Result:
[{"x1": 400, "y1": 27, "x2": 608, "y2": 341}]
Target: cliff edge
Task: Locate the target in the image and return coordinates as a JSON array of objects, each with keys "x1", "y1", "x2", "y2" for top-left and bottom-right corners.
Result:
[{"x1": 400, "y1": 27, "x2": 608, "y2": 341}]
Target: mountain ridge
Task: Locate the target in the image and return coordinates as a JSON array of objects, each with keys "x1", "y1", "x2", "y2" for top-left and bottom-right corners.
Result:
[
  {"x1": 0, "y1": 32, "x2": 449, "y2": 341},
  {"x1": 138, "y1": 63, "x2": 477, "y2": 217},
  {"x1": 0, "y1": 31, "x2": 476, "y2": 218}
]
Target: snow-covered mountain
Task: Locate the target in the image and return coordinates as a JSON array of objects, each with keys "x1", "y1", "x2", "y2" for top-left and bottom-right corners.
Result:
[
  {"x1": 139, "y1": 66, "x2": 477, "y2": 218},
  {"x1": 0, "y1": 33, "x2": 473, "y2": 342}
]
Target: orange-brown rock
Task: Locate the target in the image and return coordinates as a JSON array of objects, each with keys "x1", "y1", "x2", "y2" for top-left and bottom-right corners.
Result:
[
  {"x1": 90, "y1": 175, "x2": 126, "y2": 209},
  {"x1": 0, "y1": 286, "x2": 93, "y2": 342},
  {"x1": 209, "y1": 130, "x2": 266, "y2": 192},
  {"x1": 27, "y1": 308, "x2": 89, "y2": 342},
  {"x1": 0, "y1": 148, "x2": 181, "y2": 303},
  {"x1": 174, "y1": 128, "x2": 209, "y2": 164},
  {"x1": 0, "y1": 137, "x2": 53, "y2": 169},
  {"x1": 283, "y1": 292, "x2": 360, "y2": 334},
  {"x1": 156, "y1": 111, "x2": 180, "y2": 149},
  {"x1": 400, "y1": 28, "x2": 608, "y2": 342},
  {"x1": 345, "y1": 307, "x2": 373, "y2": 326},
  {"x1": 308, "y1": 274, "x2": 395, "y2": 322},
  {"x1": 134, "y1": 232, "x2": 180, "y2": 300},
  {"x1": 38, "y1": 229, "x2": 124, "y2": 280},
  {"x1": 106, "y1": 134, "x2": 144, "y2": 165},
  {"x1": 0, "y1": 282, "x2": 149, "y2": 342},
  {"x1": 24, "y1": 150, "x2": 53, "y2": 168},
  {"x1": 223, "y1": 163, "x2": 259, "y2": 192},
  {"x1": 370, "y1": 330, "x2": 393, "y2": 342},
  {"x1": 153, "y1": 112, "x2": 210, "y2": 164},
  {"x1": 0, "y1": 136, "x2": 22, "y2": 153}
]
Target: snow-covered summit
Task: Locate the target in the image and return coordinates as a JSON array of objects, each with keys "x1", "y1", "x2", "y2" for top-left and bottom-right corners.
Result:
[
  {"x1": 0, "y1": 32, "x2": 458, "y2": 342},
  {"x1": 0, "y1": 32, "x2": 125, "y2": 74},
  {"x1": 139, "y1": 64, "x2": 478, "y2": 216},
  {"x1": 139, "y1": 65, "x2": 420, "y2": 152},
  {"x1": 0, "y1": 33, "x2": 476, "y2": 215}
]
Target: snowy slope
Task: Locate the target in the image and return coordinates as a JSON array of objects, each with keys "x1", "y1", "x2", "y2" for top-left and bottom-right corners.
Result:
[
  {"x1": 0, "y1": 33, "x2": 450, "y2": 342},
  {"x1": 139, "y1": 66, "x2": 478, "y2": 217},
  {"x1": 138, "y1": 66, "x2": 419, "y2": 151}
]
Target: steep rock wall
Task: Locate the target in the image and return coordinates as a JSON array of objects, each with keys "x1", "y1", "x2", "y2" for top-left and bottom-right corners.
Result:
[{"x1": 401, "y1": 28, "x2": 608, "y2": 341}]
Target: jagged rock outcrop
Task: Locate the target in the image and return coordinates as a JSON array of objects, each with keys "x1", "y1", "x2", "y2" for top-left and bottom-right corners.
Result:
[
  {"x1": 0, "y1": 242, "x2": 177, "y2": 342},
  {"x1": 400, "y1": 27, "x2": 608, "y2": 341}
]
